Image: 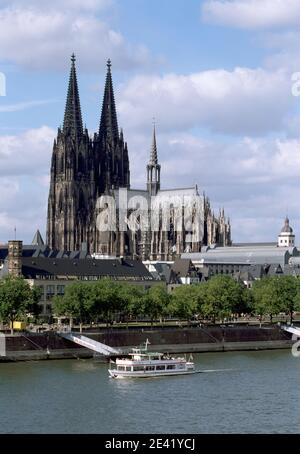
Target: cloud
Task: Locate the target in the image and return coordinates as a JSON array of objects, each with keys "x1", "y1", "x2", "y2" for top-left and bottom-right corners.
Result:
[
  {"x1": 0, "y1": 126, "x2": 54, "y2": 176},
  {"x1": 118, "y1": 67, "x2": 292, "y2": 136},
  {"x1": 0, "y1": 2, "x2": 152, "y2": 71},
  {"x1": 0, "y1": 0, "x2": 112, "y2": 13},
  {"x1": 0, "y1": 126, "x2": 55, "y2": 243},
  {"x1": 0, "y1": 99, "x2": 58, "y2": 113},
  {"x1": 202, "y1": 0, "x2": 300, "y2": 30}
]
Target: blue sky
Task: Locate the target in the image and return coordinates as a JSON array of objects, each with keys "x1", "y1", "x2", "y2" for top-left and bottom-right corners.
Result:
[{"x1": 1, "y1": 0, "x2": 300, "y2": 245}]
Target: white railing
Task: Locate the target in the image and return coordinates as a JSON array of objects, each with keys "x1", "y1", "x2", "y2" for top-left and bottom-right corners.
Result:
[{"x1": 58, "y1": 331, "x2": 120, "y2": 356}]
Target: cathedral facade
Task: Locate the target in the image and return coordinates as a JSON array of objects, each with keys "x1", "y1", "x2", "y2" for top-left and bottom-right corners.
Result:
[{"x1": 46, "y1": 56, "x2": 231, "y2": 260}]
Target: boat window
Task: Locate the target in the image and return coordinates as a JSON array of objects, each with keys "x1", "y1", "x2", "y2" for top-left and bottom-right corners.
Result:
[
  {"x1": 167, "y1": 365, "x2": 176, "y2": 370},
  {"x1": 177, "y1": 364, "x2": 185, "y2": 369},
  {"x1": 117, "y1": 366, "x2": 126, "y2": 371},
  {"x1": 126, "y1": 366, "x2": 132, "y2": 371},
  {"x1": 156, "y1": 365, "x2": 165, "y2": 371},
  {"x1": 133, "y1": 366, "x2": 145, "y2": 371},
  {"x1": 145, "y1": 366, "x2": 155, "y2": 371}
]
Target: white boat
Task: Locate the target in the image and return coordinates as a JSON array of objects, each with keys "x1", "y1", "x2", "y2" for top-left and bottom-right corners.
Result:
[{"x1": 108, "y1": 339, "x2": 195, "y2": 379}]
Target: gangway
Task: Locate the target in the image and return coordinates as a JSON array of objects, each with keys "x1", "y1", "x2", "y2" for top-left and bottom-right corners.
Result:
[
  {"x1": 57, "y1": 329, "x2": 120, "y2": 356},
  {"x1": 281, "y1": 324, "x2": 300, "y2": 337}
]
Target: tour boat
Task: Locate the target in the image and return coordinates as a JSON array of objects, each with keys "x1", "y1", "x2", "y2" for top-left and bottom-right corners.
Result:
[{"x1": 108, "y1": 340, "x2": 195, "y2": 379}]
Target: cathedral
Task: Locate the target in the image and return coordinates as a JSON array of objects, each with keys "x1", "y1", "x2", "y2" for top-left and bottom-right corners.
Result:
[{"x1": 46, "y1": 56, "x2": 231, "y2": 260}]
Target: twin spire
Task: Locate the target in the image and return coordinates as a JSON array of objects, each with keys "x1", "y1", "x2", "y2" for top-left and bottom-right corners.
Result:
[
  {"x1": 63, "y1": 55, "x2": 159, "y2": 166},
  {"x1": 99, "y1": 58, "x2": 120, "y2": 143},
  {"x1": 63, "y1": 54, "x2": 83, "y2": 140},
  {"x1": 63, "y1": 55, "x2": 120, "y2": 145}
]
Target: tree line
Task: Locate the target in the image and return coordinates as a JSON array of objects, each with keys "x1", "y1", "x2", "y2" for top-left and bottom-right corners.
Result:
[{"x1": 0, "y1": 274, "x2": 300, "y2": 333}]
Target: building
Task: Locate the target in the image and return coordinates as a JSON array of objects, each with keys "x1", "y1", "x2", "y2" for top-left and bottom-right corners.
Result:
[
  {"x1": 181, "y1": 218, "x2": 300, "y2": 283},
  {"x1": 0, "y1": 238, "x2": 158, "y2": 319},
  {"x1": 46, "y1": 56, "x2": 231, "y2": 261}
]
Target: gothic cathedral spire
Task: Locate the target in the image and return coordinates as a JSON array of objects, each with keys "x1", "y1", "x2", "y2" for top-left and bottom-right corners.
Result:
[
  {"x1": 63, "y1": 54, "x2": 83, "y2": 142},
  {"x1": 99, "y1": 59, "x2": 119, "y2": 144},
  {"x1": 147, "y1": 123, "x2": 161, "y2": 195},
  {"x1": 94, "y1": 59, "x2": 130, "y2": 193},
  {"x1": 47, "y1": 54, "x2": 92, "y2": 252}
]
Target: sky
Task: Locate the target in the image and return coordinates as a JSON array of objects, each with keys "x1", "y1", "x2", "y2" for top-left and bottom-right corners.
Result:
[{"x1": 1, "y1": 0, "x2": 300, "y2": 244}]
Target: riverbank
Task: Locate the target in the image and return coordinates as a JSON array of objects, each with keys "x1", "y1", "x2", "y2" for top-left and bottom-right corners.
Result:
[{"x1": 0, "y1": 325, "x2": 294, "y2": 362}]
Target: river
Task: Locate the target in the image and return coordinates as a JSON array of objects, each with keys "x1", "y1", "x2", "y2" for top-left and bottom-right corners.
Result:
[{"x1": 0, "y1": 350, "x2": 299, "y2": 433}]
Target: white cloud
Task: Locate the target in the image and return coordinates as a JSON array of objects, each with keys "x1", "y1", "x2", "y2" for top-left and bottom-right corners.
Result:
[
  {"x1": 118, "y1": 67, "x2": 292, "y2": 136},
  {"x1": 0, "y1": 3, "x2": 151, "y2": 71},
  {"x1": 0, "y1": 126, "x2": 54, "y2": 243},
  {"x1": 202, "y1": 0, "x2": 300, "y2": 30},
  {"x1": 0, "y1": 0, "x2": 112, "y2": 12},
  {"x1": 0, "y1": 99, "x2": 58, "y2": 113},
  {"x1": 0, "y1": 126, "x2": 54, "y2": 176}
]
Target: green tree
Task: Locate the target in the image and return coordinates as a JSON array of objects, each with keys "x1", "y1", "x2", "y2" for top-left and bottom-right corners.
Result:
[
  {"x1": 203, "y1": 275, "x2": 244, "y2": 323},
  {"x1": 143, "y1": 285, "x2": 170, "y2": 325},
  {"x1": 91, "y1": 279, "x2": 124, "y2": 326},
  {"x1": 276, "y1": 276, "x2": 300, "y2": 324},
  {"x1": 0, "y1": 276, "x2": 38, "y2": 334},
  {"x1": 53, "y1": 282, "x2": 93, "y2": 332},
  {"x1": 170, "y1": 285, "x2": 199, "y2": 321},
  {"x1": 118, "y1": 284, "x2": 145, "y2": 323},
  {"x1": 252, "y1": 278, "x2": 280, "y2": 325}
]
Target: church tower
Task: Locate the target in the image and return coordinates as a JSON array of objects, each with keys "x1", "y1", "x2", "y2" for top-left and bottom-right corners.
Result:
[
  {"x1": 94, "y1": 59, "x2": 130, "y2": 195},
  {"x1": 46, "y1": 54, "x2": 93, "y2": 251},
  {"x1": 147, "y1": 124, "x2": 161, "y2": 196},
  {"x1": 278, "y1": 217, "x2": 295, "y2": 247}
]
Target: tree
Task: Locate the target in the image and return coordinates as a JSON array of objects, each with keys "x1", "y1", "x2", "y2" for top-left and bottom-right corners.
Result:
[
  {"x1": 118, "y1": 284, "x2": 145, "y2": 323},
  {"x1": 0, "y1": 276, "x2": 38, "y2": 334},
  {"x1": 53, "y1": 282, "x2": 93, "y2": 332},
  {"x1": 276, "y1": 276, "x2": 300, "y2": 324},
  {"x1": 91, "y1": 279, "x2": 124, "y2": 326},
  {"x1": 203, "y1": 275, "x2": 243, "y2": 323},
  {"x1": 143, "y1": 285, "x2": 170, "y2": 325},
  {"x1": 170, "y1": 285, "x2": 199, "y2": 321},
  {"x1": 252, "y1": 278, "x2": 280, "y2": 325}
]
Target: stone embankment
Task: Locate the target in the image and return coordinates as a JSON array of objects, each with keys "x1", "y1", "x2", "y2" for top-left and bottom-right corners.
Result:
[{"x1": 0, "y1": 325, "x2": 293, "y2": 362}]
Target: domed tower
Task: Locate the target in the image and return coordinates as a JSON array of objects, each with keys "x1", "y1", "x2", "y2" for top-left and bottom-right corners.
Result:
[{"x1": 278, "y1": 217, "x2": 295, "y2": 247}]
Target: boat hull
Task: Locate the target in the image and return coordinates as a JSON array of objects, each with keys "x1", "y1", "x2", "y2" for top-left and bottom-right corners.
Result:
[{"x1": 108, "y1": 369, "x2": 196, "y2": 379}]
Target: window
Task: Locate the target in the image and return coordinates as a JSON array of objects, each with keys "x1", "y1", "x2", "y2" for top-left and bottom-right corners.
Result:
[
  {"x1": 117, "y1": 366, "x2": 126, "y2": 371},
  {"x1": 133, "y1": 366, "x2": 145, "y2": 371},
  {"x1": 167, "y1": 365, "x2": 175, "y2": 370},
  {"x1": 146, "y1": 366, "x2": 155, "y2": 371},
  {"x1": 57, "y1": 285, "x2": 65, "y2": 296},
  {"x1": 156, "y1": 365, "x2": 165, "y2": 371},
  {"x1": 38, "y1": 285, "x2": 45, "y2": 301},
  {"x1": 46, "y1": 285, "x2": 55, "y2": 300}
]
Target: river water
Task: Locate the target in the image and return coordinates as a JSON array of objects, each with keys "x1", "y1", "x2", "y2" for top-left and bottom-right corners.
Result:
[{"x1": 0, "y1": 350, "x2": 299, "y2": 434}]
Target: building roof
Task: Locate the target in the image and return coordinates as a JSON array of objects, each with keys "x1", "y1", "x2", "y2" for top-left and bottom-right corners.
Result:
[
  {"x1": 281, "y1": 217, "x2": 293, "y2": 234},
  {"x1": 171, "y1": 258, "x2": 195, "y2": 277},
  {"x1": 182, "y1": 244, "x2": 299, "y2": 266},
  {"x1": 31, "y1": 230, "x2": 45, "y2": 246},
  {"x1": 21, "y1": 257, "x2": 154, "y2": 281}
]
